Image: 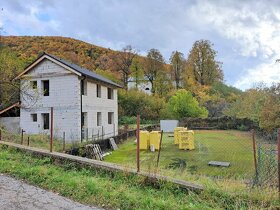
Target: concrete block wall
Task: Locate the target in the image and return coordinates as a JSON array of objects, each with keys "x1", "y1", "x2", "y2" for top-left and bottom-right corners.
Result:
[{"x1": 20, "y1": 59, "x2": 119, "y2": 142}]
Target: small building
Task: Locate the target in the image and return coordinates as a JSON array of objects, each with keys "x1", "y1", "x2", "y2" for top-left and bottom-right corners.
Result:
[{"x1": 14, "y1": 53, "x2": 122, "y2": 142}]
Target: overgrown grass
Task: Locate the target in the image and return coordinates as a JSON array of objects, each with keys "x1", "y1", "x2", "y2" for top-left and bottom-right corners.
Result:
[
  {"x1": 0, "y1": 146, "x2": 278, "y2": 209},
  {"x1": 0, "y1": 129, "x2": 72, "y2": 152},
  {"x1": 105, "y1": 130, "x2": 280, "y2": 204}
]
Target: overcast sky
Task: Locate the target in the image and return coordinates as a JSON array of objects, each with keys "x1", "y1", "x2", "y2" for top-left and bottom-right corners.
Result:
[{"x1": 1, "y1": 0, "x2": 280, "y2": 90}]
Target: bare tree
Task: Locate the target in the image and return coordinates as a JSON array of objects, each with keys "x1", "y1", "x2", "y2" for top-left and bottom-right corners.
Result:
[
  {"x1": 169, "y1": 51, "x2": 185, "y2": 89},
  {"x1": 112, "y1": 45, "x2": 137, "y2": 90}
]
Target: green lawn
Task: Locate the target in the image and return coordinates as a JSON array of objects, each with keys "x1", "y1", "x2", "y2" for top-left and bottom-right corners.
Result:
[
  {"x1": 105, "y1": 130, "x2": 255, "y2": 179},
  {"x1": 0, "y1": 146, "x2": 278, "y2": 209}
]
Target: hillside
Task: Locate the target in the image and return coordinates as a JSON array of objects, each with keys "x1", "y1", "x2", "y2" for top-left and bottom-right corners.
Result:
[{"x1": 1, "y1": 36, "x2": 121, "y2": 79}]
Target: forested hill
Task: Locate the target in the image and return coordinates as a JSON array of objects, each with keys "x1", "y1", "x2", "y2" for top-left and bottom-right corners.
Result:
[{"x1": 1, "y1": 35, "x2": 121, "y2": 79}]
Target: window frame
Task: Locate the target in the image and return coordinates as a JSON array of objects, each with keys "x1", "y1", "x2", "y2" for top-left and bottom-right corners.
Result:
[
  {"x1": 96, "y1": 84, "x2": 101, "y2": 98},
  {"x1": 31, "y1": 113, "x2": 37, "y2": 122},
  {"x1": 107, "y1": 87, "x2": 114, "y2": 99},
  {"x1": 42, "y1": 80, "x2": 50, "y2": 96},
  {"x1": 108, "y1": 112, "x2": 114, "y2": 124},
  {"x1": 97, "y1": 112, "x2": 102, "y2": 126},
  {"x1": 42, "y1": 113, "x2": 50, "y2": 130}
]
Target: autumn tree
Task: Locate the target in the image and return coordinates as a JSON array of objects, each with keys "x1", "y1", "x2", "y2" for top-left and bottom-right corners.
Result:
[
  {"x1": 112, "y1": 45, "x2": 137, "y2": 90},
  {"x1": 169, "y1": 51, "x2": 185, "y2": 89},
  {"x1": 144, "y1": 49, "x2": 165, "y2": 93},
  {"x1": 185, "y1": 40, "x2": 223, "y2": 86},
  {"x1": 130, "y1": 57, "x2": 144, "y2": 90}
]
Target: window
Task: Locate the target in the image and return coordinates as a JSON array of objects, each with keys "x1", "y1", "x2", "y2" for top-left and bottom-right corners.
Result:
[
  {"x1": 42, "y1": 80, "x2": 49, "y2": 96},
  {"x1": 31, "y1": 81, "x2": 37, "y2": 89},
  {"x1": 81, "y1": 80, "x2": 87, "y2": 95},
  {"x1": 107, "y1": 88, "x2": 114, "y2": 99},
  {"x1": 97, "y1": 112, "x2": 102, "y2": 126},
  {"x1": 42, "y1": 113, "x2": 49, "y2": 130},
  {"x1": 81, "y1": 112, "x2": 87, "y2": 127},
  {"x1": 108, "y1": 112, "x2": 114, "y2": 124},
  {"x1": 96, "y1": 84, "x2": 101, "y2": 98},
  {"x1": 31, "y1": 114, "x2": 37, "y2": 122}
]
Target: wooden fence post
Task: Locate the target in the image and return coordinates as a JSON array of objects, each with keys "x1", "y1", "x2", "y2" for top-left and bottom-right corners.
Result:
[
  {"x1": 50, "y1": 107, "x2": 54, "y2": 153},
  {"x1": 252, "y1": 129, "x2": 257, "y2": 175},
  {"x1": 136, "y1": 115, "x2": 140, "y2": 172},
  {"x1": 0, "y1": 129, "x2": 2, "y2": 141},
  {"x1": 27, "y1": 136, "x2": 30, "y2": 146}
]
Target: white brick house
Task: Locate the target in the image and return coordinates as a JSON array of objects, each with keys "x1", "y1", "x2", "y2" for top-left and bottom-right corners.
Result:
[{"x1": 15, "y1": 53, "x2": 121, "y2": 142}]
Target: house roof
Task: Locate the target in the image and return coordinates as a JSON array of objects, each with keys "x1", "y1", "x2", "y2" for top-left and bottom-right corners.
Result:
[{"x1": 15, "y1": 52, "x2": 122, "y2": 88}]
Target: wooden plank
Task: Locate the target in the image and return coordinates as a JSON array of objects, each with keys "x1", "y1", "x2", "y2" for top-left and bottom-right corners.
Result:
[
  {"x1": 109, "y1": 138, "x2": 118, "y2": 150},
  {"x1": 208, "y1": 161, "x2": 230, "y2": 167}
]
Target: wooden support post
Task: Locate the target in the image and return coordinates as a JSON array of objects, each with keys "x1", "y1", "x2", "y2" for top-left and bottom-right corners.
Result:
[
  {"x1": 50, "y1": 107, "x2": 54, "y2": 153},
  {"x1": 252, "y1": 129, "x2": 257, "y2": 175},
  {"x1": 156, "y1": 130, "x2": 164, "y2": 168},
  {"x1": 136, "y1": 115, "x2": 140, "y2": 172},
  {"x1": 278, "y1": 128, "x2": 280, "y2": 200},
  {"x1": 21, "y1": 129, "x2": 24, "y2": 145},
  {"x1": 63, "y1": 132, "x2": 66, "y2": 152},
  {"x1": 27, "y1": 136, "x2": 30, "y2": 146}
]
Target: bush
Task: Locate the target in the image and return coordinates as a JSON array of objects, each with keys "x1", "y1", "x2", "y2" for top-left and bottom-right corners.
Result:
[
  {"x1": 167, "y1": 89, "x2": 208, "y2": 119},
  {"x1": 118, "y1": 89, "x2": 166, "y2": 120}
]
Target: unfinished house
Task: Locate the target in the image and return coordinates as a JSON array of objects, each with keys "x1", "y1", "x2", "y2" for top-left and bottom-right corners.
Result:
[{"x1": 15, "y1": 53, "x2": 121, "y2": 142}]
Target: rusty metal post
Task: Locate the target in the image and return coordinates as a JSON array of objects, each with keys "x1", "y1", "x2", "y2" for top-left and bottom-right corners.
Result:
[
  {"x1": 136, "y1": 115, "x2": 140, "y2": 172},
  {"x1": 27, "y1": 136, "x2": 30, "y2": 146},
  {"x1": 50, "y1": 107, "x2": 54, "y2": 153},
  {"x1": 156, "y1": 130, "x2": 164, "y2": 168},
  {"x1": 63, "y1": 132, "x2": 66, "y2": 152},
  {"x1": 252, "y1": 129, "x2": 257, "y2": 175},
  {"x1": 21, "y1": 129, "x2": 24, "y2": 145},
  {"x1": 278, "y1": 128, "x2": 280, "y2": 200}
]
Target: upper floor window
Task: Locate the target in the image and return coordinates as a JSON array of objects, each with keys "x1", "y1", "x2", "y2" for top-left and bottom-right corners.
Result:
[
  {"x1": 81, "y1": 80, "x2": 87, "y2": 95},
  {"x1": 107, "y1": 88, "x2": 114, "y2": 99},
  {"x1": 97, "y1": 84, "x2": 101, "y2": 98},
  {"x1": 42, "y1": 80, "x2": 49, "y2": 96},
  {"x1": 31, "y1": 81, "x2": 37, "y2": 89}
]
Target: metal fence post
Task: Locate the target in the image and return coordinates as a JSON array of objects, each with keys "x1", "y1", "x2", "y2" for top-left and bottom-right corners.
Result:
[
  {"x1": 21, "y1": 129, "x2": 24, "y2": 145},
  {"x1": 277, "y1": 128, "x2": 280, "y2": 200},
  {"x1": 156, "y1": 130, "x2": 164, "y2": 168},
  {"x1": 27, "y1": 136, "x2": 30, "y2": 146},
  {"x1": 136, "y1": 115, "x2": 140, "y2": 172},
  {"x1": 50, "y1": 107, "x2": 54, "y2": 153}
]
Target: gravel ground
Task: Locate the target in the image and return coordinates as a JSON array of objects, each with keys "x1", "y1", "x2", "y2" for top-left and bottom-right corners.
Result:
[{"x1": 0, "y1": 174, "x2": 102, "y2": 210}]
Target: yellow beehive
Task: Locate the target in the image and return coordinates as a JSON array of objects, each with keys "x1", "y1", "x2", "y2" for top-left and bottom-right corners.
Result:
[
  {"x1": 149, "y1": 131, "x2": 161, "y2": 150},
  {"x1": 174, "y1": 127, "x2": 187, "y2": 144},
  {"x1": 139, "y1": 131, "x2": 150, "y2": 150},
  {"x1": 178, "y1": 130, "x2": 195, "y2": 150}
]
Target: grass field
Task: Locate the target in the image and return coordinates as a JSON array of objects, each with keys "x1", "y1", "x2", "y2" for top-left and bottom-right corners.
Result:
[
  {"x1": 105, "y1": 130, "x2": 255, "y2": 179},
  {"x1": 0, "y1": 146, "x2": 278, "y2": 209}
]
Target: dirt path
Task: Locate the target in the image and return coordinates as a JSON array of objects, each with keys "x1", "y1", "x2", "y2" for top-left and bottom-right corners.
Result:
[{"x1": 0, "y1": 174, "x2": 102, "y2": 210}]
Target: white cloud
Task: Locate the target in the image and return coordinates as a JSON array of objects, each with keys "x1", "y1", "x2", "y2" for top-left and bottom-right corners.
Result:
[{"x1": 234, "y1": 58, "x2": 280, "y2": 90}]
